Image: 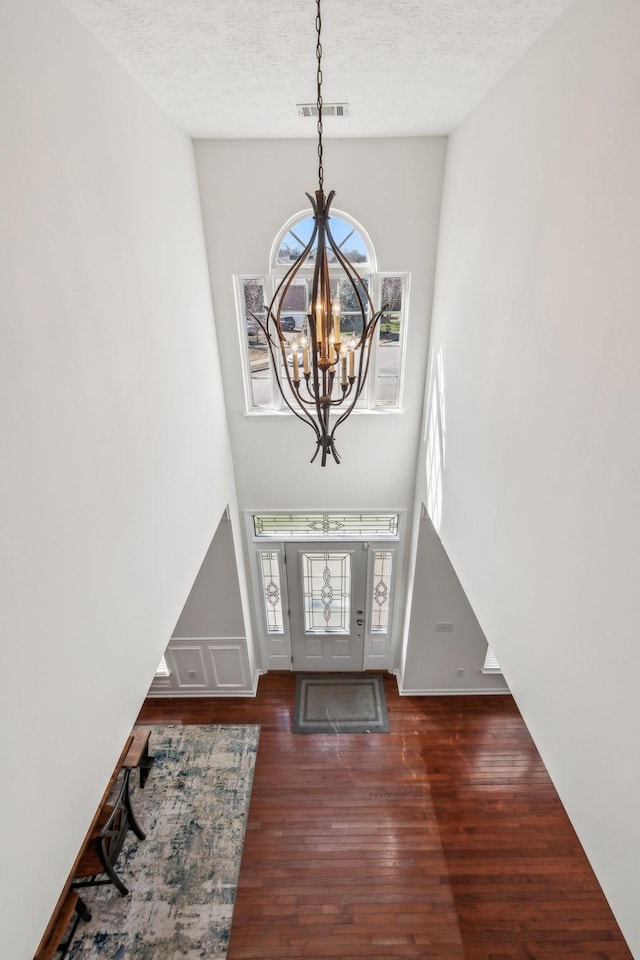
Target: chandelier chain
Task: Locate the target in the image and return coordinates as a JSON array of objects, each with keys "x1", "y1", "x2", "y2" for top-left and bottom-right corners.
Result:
[
  {"x1": 316, "y1": 0, "x2": 323, "y2": 191},
  {"x1": 253, "y1": 0, "x2": 387, "y2": 465}
]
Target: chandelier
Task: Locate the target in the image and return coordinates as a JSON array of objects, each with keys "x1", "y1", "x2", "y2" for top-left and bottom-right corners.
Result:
[{"x1": 251, "y1": 0, "x2": 389, "y2": 466}]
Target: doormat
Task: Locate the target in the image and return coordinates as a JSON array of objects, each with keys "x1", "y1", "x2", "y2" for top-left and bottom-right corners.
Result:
[{"x1": 294, "y1": 673, "x2": 389, "y2": 734}]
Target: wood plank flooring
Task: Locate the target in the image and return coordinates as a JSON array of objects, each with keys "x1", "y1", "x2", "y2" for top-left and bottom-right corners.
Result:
[{"x1": 137, "y1": 673, "x2": 631, "y2": 960}]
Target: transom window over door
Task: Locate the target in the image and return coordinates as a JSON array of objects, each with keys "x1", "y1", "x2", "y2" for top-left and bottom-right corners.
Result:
[
  {"x1": 253, "y1": 513, "x2": 399, "y2": 539},
  {"x1": 235, "y1": 209, "x2": 409, "y2": 414}
]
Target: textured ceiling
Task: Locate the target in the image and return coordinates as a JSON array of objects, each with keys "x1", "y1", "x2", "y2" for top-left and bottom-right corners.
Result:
[{"x1": 62, "y1": 0, "x2": 574, "y2": 138}]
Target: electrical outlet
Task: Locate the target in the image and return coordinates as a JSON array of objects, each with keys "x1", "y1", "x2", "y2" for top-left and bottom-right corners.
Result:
[{"x1": 435, "y1": 621, "x2": 453, "y2": 632}]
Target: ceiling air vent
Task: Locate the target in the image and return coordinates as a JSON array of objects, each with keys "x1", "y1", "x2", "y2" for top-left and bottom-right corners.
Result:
[{"x1": 297, "y1": 103, "x2": 349, "y2": 118}]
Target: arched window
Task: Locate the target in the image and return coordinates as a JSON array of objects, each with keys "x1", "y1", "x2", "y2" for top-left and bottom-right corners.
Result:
[
  {"x1": 274, "y1": 211, "x2": 373, "y2": 269},
  {"x1": 235, "y1": 209, "x2": 409, "y2": 413}
]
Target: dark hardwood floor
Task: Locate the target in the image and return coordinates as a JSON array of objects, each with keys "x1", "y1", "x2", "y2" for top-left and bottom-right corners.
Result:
[{"x1": 137, "y1": 673, "x2": 631, "y2": 960}]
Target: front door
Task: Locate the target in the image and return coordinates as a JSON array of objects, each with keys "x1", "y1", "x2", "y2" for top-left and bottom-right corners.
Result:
[{"x1": 285, "y1": 542, "x2": 368, "y2": 671}]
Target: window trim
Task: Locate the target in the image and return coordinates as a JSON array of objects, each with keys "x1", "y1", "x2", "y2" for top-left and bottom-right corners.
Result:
[
  {"x1": 155, "y1": 655, "x2": 170, "y2": 677},
  {"x1": 482, "y1": 645, "x2": 502, "y2": 673},
  {"x1": 236, "y1": 209, "x2": 409, "y2": 416}
]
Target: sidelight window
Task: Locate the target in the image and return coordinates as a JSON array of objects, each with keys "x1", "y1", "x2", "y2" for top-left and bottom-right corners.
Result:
[
  {"x1": 370, "y1": 551, "x2": 393, "y2": 634},
  {"x1": 257, "y1": 551, "x2": 285, "y2": 634}
]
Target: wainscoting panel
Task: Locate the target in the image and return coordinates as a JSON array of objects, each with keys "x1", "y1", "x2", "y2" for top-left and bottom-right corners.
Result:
[
  {"x1": 149, "y1": 638, "x2": 256, "y2": 697},
  {"x1": 171, "y1": 644, "x2": 208, "y2": 689},
  {"x1": 206, "y1": 642, "x2": 250, "y2": 690},
  {"x1": 365, "y1": 633, "x2": 391, "y2": 668}
]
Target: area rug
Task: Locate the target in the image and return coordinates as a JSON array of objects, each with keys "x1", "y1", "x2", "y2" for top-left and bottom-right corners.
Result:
[
  {"x1": 67, "y1": 724, "x2": 259, "y2": 960},
  {"x1": 294, "y1": 673, "x2": 389, "y2": 733}
]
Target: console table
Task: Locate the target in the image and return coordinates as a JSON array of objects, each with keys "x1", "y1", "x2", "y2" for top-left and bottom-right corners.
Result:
[{"x1": 34, "y1": 726, "x2": 155, "y2": 959}]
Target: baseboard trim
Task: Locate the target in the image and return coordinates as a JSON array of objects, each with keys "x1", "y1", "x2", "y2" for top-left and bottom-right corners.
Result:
[
  {"x1": 147, "y1": 672, "x2": 260, "y2": 699},
  {"x1": 398, "y1": 686, "x2": 511, "y2": 696}
]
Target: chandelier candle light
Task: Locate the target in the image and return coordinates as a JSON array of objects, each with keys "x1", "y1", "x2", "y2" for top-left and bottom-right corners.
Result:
[{"x1": 251, "y1": 0, "x2": 389, "y2": 466}]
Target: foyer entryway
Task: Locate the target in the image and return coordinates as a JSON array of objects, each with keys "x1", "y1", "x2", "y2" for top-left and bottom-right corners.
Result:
[{"x1": 252, "y1": 513, "x2": 399, "y2": 675}]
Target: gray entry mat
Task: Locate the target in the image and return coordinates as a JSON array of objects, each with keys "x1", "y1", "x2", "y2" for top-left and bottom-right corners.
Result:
[{"x1": 294, "y1": 673, "x2": 390, "y2": 733}]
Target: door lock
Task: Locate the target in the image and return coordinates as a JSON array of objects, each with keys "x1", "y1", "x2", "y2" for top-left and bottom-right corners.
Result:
[{"x1": 356, "y1": 618, "x2": 364, "y2": 626}]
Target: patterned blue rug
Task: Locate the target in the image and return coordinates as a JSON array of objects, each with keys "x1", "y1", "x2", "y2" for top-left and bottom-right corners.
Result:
[{"x1": 67, "y1": 724, "x2": 259, "y2": 960}]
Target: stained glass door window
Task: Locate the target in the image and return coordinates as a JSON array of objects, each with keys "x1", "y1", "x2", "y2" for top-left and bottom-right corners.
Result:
[
  {"x1": 370, "y1": 551, "x2": 393, "y2": 633},
  {"x1": 301, "y1": 552, "x2": 352, "y2": 634},
  {"x1": 258, "y1": 551, "x2": 284, "y2": 634}
]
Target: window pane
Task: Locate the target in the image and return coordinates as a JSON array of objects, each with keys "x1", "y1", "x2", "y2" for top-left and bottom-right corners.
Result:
[
  {"x1": 483, "y1": 646, "x2": 501, "y2": 672},
  {"x1": 279, "y1": 279, "x2": 308, "y2": 314},
  {"x1": 271, "y1": 280, "x2": 309, "y2": 407},
  {"x1": 258, "y1": 552, "x2": 284, "y2": 634},
  {"x1": 272, "y1": 276, "x2": 371, "y2": 338},
  {"x1": 241, "y1": 278, "x2": 272, "y2": 409},
  {"x1": 376, "y1": 275, "x2": 405, "y2": 407},
  {"x1": 381, "y1": 275, "x2": 403, "y2": 313},
  {"x1": 332, "y1": 276, "x2": 370, "y2": 338},
  {"x1": 276, "y1": 217, "x2": 313, "y2": 265},
  {"x1": 302, "y1": 552, "x2": 351, "y2": 634},
  {"x1": 275, "y1": 215, "x2": 370, "y2": 268},
  {"x1": 253, "y1": 514, "x2": 399, "y2": 539},
  {"x1": 243, "y1": 277, "x2": 265, "y2": 315},
  {"x1": 277, "y1": 279, "x2": 309, "y2": 336},
  {"x1": 370, "y1": 551, "x2": 393, "y2": 634},
  {"x1": 155, "y1": 655, "x2": 170, "y2": 677}
]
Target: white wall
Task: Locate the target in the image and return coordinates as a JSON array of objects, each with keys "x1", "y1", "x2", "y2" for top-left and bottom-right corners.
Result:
[
  {"x1": 0, "y1": 0, "x2": 235, "y2": 955},
  {"x1": 195, "y1": 137, "x2": 446, "y2": 510},
  {"x1": 148, "y1": 511, "x2": 256, "y2": 696},
  {"x1": 402, "y1": 515, "x2": 509, "y2": 694},
  {"x1": 172, "y1": 512, "x2": 245, "y2": 639},
  {"x1": 195, "y1": 137, "x2": 447, "y2": 675},
  {"x1": 422, "y1": 0, "x2": 640, "y2": 951}
]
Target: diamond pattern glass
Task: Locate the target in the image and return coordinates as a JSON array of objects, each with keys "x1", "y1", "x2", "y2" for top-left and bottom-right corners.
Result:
[
  {"x1": 302, "y1": 552, "x2": 351, "y2": 634},
  {"x1": 253, "y1": 514, "x2": 399, "y2": 539},
  {"x1": 371, "y1": 551, "x2": 393, "y2": 634},
  {"x1": 258, "y1": 551, "x2": 284, "y2": 634}
]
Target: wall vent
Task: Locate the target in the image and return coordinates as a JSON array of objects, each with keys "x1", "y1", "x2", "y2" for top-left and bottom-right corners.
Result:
[{"x1": 297, "y1": 102, "x2": 349, "y2": 118}]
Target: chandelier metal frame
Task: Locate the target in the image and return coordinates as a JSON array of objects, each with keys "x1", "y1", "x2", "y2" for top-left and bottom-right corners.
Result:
[{"x1": 251, "y1": 0, "x2": 389, "y2": 466}]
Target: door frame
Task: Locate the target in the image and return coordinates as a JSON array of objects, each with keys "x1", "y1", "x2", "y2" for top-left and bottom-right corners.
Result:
[
  {"x1": 285, "y1": 541, "x2": 369, "y2": 672},
  {"x1": 246, "y1": 511, "x2": 404, "y2": 675}
]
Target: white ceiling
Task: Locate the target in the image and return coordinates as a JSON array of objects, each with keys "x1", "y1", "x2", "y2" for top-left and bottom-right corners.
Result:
[{"x1": 63, "y1": 0, "x2": 574, "y2": 139}]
